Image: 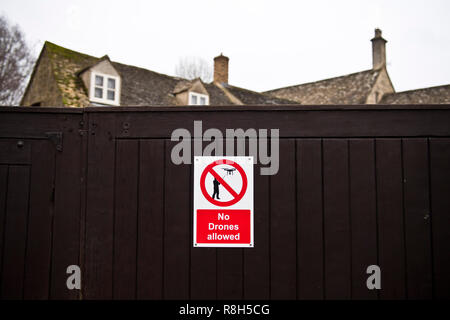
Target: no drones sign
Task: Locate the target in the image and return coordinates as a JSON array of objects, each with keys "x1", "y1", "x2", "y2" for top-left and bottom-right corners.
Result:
[{"x1": 193, "y1": 156, "x2": 254, "y2": 248}]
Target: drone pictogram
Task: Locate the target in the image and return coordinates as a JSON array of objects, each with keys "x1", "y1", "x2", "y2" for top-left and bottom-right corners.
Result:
[{"x1": 222, "y1": 168, "x2": 236, "y2": 175}]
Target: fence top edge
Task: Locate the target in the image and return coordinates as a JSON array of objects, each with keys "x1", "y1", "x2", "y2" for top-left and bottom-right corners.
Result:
[
  {"x1": 0, "y1": 106, "x2": 84, "y2": 114},
  {"x1": 1, "y1": 104, "x2": 450, "y2": 114}
]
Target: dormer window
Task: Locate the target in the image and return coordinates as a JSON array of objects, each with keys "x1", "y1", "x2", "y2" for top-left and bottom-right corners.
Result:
[
  {"x1": 189, "y1": 92, "x2": 209, "y2": 105},
  {"x1": 90, "y1": 72, "x2": 120, "y2": 105}
]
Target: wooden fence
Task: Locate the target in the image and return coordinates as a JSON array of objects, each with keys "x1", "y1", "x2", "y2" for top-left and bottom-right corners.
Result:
[{"x1": 0, "y1": 105, "x2": 449, "y2": 299}]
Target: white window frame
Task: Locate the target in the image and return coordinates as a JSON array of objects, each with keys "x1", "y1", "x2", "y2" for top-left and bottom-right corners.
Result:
[
  {"x1": 188, "y1": 92, "x2": 209, "y2": 106},
  {"x1": 89, "y1": 72, "x2": 121, "y2": 106}
]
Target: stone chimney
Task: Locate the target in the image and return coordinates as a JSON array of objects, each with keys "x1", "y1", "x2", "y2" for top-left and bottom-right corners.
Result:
[
  {"x1": 213, "y1": 54, "x2": 229, "y2": 84},
  {"x1": 371, "y1": 28, "x2": 387, "y2": 70}
]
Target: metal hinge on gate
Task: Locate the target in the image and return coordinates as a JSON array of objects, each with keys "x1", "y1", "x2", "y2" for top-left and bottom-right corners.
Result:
[{"x1": 45, "y1": 132, "x2": 63, "y2": 152}]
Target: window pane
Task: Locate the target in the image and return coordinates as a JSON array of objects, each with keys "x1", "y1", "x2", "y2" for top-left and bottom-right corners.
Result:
[
  {"x1": 107, "y1": 90, "x2": 115, "y2": 101},
  {"x1": 107, "y1": 78, "x2": 116, "y2": 89},
  {"x1": 95, "y1": 75, "x2": 103, "y2": 87},
  {"x1": 200, "y1": 97, "x2": 206, "y2": 105},
  {"x1": 191, "y1": 95, "x2": 198, "y2": 105},
  {"x1": 95, "y1": 87, "x2": 103, "y2": 98}
]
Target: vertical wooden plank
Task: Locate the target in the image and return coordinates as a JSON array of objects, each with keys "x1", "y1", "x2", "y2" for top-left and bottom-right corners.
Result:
[
  {"x1": 163, "y1": 139, "x2": 190, "y2": 299},
  {"x1": 402, "y1": 139, "x2": 433, "y2": 299},
  {"x1": 429, "y1": 138, "x2": 450, "y2": 299},
  {"x1": 270, "y1": 139, "x2": 296, "y2": 299},
  {"x1": 349, "y1": 139, "x2": 378, "y2": 300},
  {"x1": 243, "y1": 161, "x2": 270, "y2": 300},
  {"x1": 214, "y1": 137, "x2": 243, "y2": 300},
  {"x1": 191, "y1": 138, "x2": 217, "y2": 300},
  {"x1": 0, "y1": 139, "x2": 31, "y2": 164},
  {"x1": 0, "y1": 165, "x2": 8, "y2": 294},
  {"x1": 191, "y1": 247, "x2": 216, "y2": 299},
  {"x1": 376, "y1": 139, "x2": 406, "y2": 299},
  {"x1": 84, "y1": 113, "x2": 115, "y2": 299},
  {"x1": 137, "y1": 139, "x2": 165, "y2": 299},
  {"x1": 113, "y1": 140, "x2": 138, "y2": 299},
  {"x1": 297, "y1": 139, "x2": 324, "y2": 299},
  {"x1": 51, "y1": 118, "x2": 83, "y2": 299},
  {"x1": 1, "y1": 165, "x2": 30, "y2": 299},
  {"x1": 217, "y1": 249, "x2": 243, "y2": 299},
  {"x1": 323, "y1": 139, "x2": 351, "y2": 299},
  {"x1": 23, "y1": 140, "x2": 55, "y2": 299}
]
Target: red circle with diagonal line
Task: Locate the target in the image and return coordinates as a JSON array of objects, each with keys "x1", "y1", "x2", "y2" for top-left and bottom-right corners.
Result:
[{"x1": 200, "y1": 159, "x2": 247, "y2": 207}]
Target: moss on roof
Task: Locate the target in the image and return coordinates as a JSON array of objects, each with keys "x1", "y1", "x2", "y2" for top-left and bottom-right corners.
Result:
[
  {"x1": 45, "y1": 41, "x2": 98, "y2": 107},
  {"x1": 42, "y1": 41, "x2": 297, "y2": 107},
  {"x1": 44, "y1": 42, "x2": 186, "y2": 106}
]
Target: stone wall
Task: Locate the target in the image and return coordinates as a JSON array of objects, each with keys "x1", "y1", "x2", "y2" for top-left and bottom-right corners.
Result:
[
  {"x1": 366, "y1": 68, "x2": 395, "y2": 104},
  {"x1": 21, "y1": 50, "x2": 63, "y2": 106}
]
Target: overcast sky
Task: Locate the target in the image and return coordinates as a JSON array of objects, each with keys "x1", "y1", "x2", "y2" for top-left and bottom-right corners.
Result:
[{"x1": 2, "y1": 0, "x2": 450, "y2": 92}]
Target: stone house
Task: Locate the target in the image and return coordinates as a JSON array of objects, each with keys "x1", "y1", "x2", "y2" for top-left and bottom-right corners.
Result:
[
  {"x1": 21, "y1": 29, "x2": 450, "y2": 107},
  {"x1": 20, "y1": 43, "x2": 293, "y2": 107},
  {"x1": 265, "y1": 29, "x2": 450, "y2": 104}
]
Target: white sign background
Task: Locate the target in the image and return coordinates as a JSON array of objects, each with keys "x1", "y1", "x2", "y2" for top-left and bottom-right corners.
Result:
[{"x1": 193, "y1": 156, "x2": 254, "y2": 248}]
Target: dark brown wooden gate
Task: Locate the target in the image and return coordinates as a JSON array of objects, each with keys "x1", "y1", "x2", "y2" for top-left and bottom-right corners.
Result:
[{"x1": 0, "y1": 105, "x2": 449, "y2": 300}]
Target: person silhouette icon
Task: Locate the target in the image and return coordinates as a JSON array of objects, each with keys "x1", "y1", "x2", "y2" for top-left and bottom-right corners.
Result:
[{"x1": 212, "y1": 178, "x2": 221, "y2": 200}]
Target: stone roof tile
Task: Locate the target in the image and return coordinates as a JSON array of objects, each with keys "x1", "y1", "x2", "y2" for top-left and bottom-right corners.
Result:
[
  {"x1": 45, "y1": 41, "x2": 97, "y2": 107},
  {"x1": 44, "y1": 41, "x2": 291, "y2": 106},
  {"x1": 380, "y1": 85, "x2": 450, "y2": 104},
  {"x1": 226, "y1": 84, "x2": 297, "y2": 105},
  {"x1": 265, "y1": 69, "x2": 381, "y2": 104}
]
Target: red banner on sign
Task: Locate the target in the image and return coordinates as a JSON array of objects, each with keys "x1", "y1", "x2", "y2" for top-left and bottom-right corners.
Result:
[{"x1": 196, "y1": 209, "x2": 251, "y2": 244}]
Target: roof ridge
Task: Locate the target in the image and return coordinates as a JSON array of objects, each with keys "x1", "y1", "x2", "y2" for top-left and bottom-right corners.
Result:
[
  {"x1": 44, "y1": 41, "x2": 99, "y2": 60},
  {"x1": 214, "y1": 83, "x2": 244, "y2": 105},
  {"x1": 226, "y1": 84, "x2": 297, "y2": 104},
  {"x1": 111, "y1": 61, "x2": 180, "y2": 82},
  {"x1": 44, "y1": 41, "x2": 178, "y2": 83},
  {"x1": 265, "y1": 68, "x2": 377, "y2": 93},
  {"x1": 228, "y1": 84, "x2": 298, "y2": 103},
  {"x1": 227, "y1": 84, "x2": 263, "y2": 94},
  {"x1": 393, "y1": 84, "x2": 450, "y2": 94}
]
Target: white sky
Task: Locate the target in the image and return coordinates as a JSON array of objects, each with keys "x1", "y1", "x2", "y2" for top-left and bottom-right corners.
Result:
[{"x1": 2, "y1": 0, "x2": 450, "y2": 92}]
